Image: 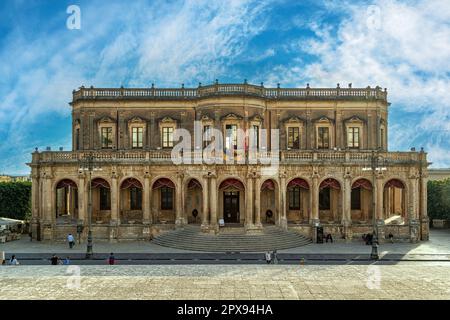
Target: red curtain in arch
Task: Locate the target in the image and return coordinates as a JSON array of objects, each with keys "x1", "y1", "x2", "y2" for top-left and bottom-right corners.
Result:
[
  {"x1": 385, "y1": 179, "x2": 405, "y2": 189},
  {"x1": 152, "y1": 178, "x2": 175, "y2": 189},
  {"x1": 121, "y1": 178, "x2": 143, "y2": 189},
  {"x1": 287, "y1": 178, "x2": 309, "y2": 189},
  {"x1": 320, "y1": 178, "x2": 341, "y2": 190},
  {"x1": 219, "y1": 178, "x2": 244, "y2": 190},
  {"x1": 261, "y1": 180, "x2": 276, "y2": 191},
  {"x1": 187, "y1": 179, "x2": 202, "y2": 190},
  {"x1": 352, "y1": 179, "x2": 372, "y2": 190},
  {"x1": 56, "y1": 179, "x2": 77, "y2": 189},
  {"x1": 91, "y1": 178, "x2": 110, "y2": 189}
]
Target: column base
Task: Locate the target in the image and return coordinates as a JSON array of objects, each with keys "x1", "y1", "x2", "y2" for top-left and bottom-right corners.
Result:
[
  {"x1": 310, "y1": 219, "x2": 320, "y2": 243},
  {"x1": 409, "y1": 219, "x2": 420, "y2": 243},
  {"x1": 279, "y1": 217, "x2": 288, "y2": 230},
  {"x1": 342, "y1": 220, "x2": 352, "y2": 242},
  {"x1": 142, "y1": 221, "x2": 152, "y2": 240},
  {"x1": 175, "y1": 218, "x2": 187, "y2": 229},
  {"x1": 108, "y1": 221, "x2": 119, "y2": 243},
  {"x1": 420, "y1": 217, "x2": 430, "y2": 241},
  {"x1": 245, "y1": 223, "x2": 263, "y2": 234}
]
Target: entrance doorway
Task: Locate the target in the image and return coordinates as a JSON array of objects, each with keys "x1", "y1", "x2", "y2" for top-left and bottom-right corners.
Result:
[{"x1": 223, "y1": 191, "x2": 240, "y2": 223}]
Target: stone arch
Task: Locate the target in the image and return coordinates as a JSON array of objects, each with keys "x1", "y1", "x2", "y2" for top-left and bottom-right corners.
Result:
[
  {"x1": 260, "y1": 178, "x2": 279, "y2": 224},
  {"x1": 318, "y1": 178, "x2": 341, "y2": 222},
  {"x1": 286, "y1": 177, "x2": 310, "y2": 224},
  {"x1": 151, "y1": 177, "x2": 176, "y2": 223},
  {"x1": 219, "y1": 177, "x2": 246, "y2": 224},
  {"x1": 383, "y1": 178, "x2": 407, "y2": 223},
  {"x1": 351, "y1": 178, "x2": 373, "y2": 222},
  {"x1": 184, "y1": 178, "x2": 203, "y2": 224},
  {"x1": 119, "y1": 177, "x2": 143, "y2": 224},
  {"x1": 55, "y1": 178, "x2": 79, "y2": 222},
  {"x1": 91, "y1": 177, "x2": 111, "y2": 223}
]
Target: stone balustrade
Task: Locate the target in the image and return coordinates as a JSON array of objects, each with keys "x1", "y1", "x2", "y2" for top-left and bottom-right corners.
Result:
[
  {"x1": 72, "y1": 83, "x2": 388, "y2": 102},
  {"x1": 32, "y1": 150, "x2": 423, "y2": 165}
]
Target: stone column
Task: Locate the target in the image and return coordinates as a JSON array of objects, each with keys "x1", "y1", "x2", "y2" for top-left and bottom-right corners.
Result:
[
  {"x1": 279, "y1": 173, "x2": 287, "y2": 229},
  {"x1": 409, "y1": 175, "x2": 420, "y2": 243},
  {"x1": 109, "y1": 173, "x2": 119, "y2": 242},
  {"x1": 143, "y1": 173, "x2": 152, "y2": 224},
  {"x1": 311, "y1": 173, "x2": 319, "y2": 243},
  {"x1": 42, "y1": 174, "x2": 54, "y2": 240},
  {"x1": 142, "y1": 172, "x2": 152, "y2": 240},
  {"x1": 420, "y1": 173, "x2": 429, "y2": 240},
  {"x1": 210, "y1": 174, "x2": 218, "y2": 232},
  {"x1": 31, "y1": 172, "x2": 40, "y2": 240},
  {"x1": 245, "y1": 174, "x2": 254, "y2": 230},
  {"x1": 254, "y1": 175, "x2": 262, "y2": 229},
  {"x1": 77, "y1": 174, "x2": 86, "y2": 223},
  {"x1": 376, "y1": 176, "x2": 384, "y2": 220},
  {"x1": 343, "y1": 173, "x2": 352, "y2": 242},
  {"x1": 175, "y1": 173, "x2": 185, "y2": 227},
  {"x1": 201, "y1": 176, "x2": 210, "y2": 232}
]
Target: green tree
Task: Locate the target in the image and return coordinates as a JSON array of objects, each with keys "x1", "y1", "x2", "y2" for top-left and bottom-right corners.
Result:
[
  {"x1": 427, "y1": 178, "x2": 450, "y2": 220},
  {"x1": 0, "y1": 182, "x2": 32, "y2": 220}
]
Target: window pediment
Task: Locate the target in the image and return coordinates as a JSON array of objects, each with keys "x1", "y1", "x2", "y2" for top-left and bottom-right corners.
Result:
[
  {"x1": 74, "y1": 119, "x2": 81, "y2": 126},
  {"x1": 250, "y1": 114, "x2": 264, "y2": 122},
  {"x1": 160, "y1": 116, "x2": 177, "y2": 124},
  {"x1": 200, "y1": 114, "x2": 213, "y2": 122},
  {"x1": 221, "y1": 113, "x2": 242, "y2": 121},
  {"x1": 344, "y1": 115, "x2": 365, "y2": 124},
  {"x1": 314, "y1": 116, "x2": 334, "y2": 124},
  {"x1": 284, "y1": 116, "x2": 304, "y2": 124},
  {"x1": 128, "y1": 116, "x2": 146, "y2": 124},
  {"x1": 98, "y1": 116, "x2": 116, "y2": 124}
]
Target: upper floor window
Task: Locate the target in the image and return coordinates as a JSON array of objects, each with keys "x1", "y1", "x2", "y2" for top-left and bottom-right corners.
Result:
[
  {"x1": 351, "y1": 187, "x2": 361, "y2": 210},
  {"x1": 317, "y1": 127, "x2": 330, "y2": 149},
  {"x1": 101, "y1": 127, "x2": 113, "y2": 149},
  {"x1": 203, "y1": 125, "x2": 211, "y2": 149},
  {"x1": 225, "y1": 124, "x2": 238, "y2": 151},
  {"x1": 319, "y1": 187, "x2": 331, "y2": 210},
  {"x1": 347, "y1": 127, "x2": 360, "y2": 149},
  {"x1": 287, "y1": 127, "x2": 300, "y2": 149},
  {"x1": 100, "y1": 187, "x2": 111, "y2": 210},
  {"x1": 132, "y1": 127, "x2": 143, "y2": 149},
  {"x1": 162, "y1": 127, "x2": 174, "y2": 148},
  {"x1": 75, "y1": 128, "x2": 80, "y2": 151},
  {"x1": 252, "y1": 125, "x2": 260, "y2": 149}
]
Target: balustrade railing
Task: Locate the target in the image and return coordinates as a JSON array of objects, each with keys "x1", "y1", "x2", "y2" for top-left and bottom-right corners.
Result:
[
  {"x1": 35, "y1": 150, "x2": 420, "y2": 165},
  {"x1": 72, "y1": 84, "x2": 387, "y2": 102}
]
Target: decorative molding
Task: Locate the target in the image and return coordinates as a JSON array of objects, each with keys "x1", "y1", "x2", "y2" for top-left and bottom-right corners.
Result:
[{"x1": 221, "y1": 113, "x2": 243, "y2": 121}]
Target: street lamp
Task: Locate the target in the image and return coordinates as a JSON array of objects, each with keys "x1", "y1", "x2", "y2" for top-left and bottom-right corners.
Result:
[
  {"x1": 79, "y1": 153, "x2": 102, "y2": 259},
  {"x1": 362, "y1": 150, "x2": 387, "y2": 260}
]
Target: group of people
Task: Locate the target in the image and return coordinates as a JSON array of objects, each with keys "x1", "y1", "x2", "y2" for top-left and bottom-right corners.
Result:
[{"x1": 265, "y1": 250, "x2": 278, "y2": 264}]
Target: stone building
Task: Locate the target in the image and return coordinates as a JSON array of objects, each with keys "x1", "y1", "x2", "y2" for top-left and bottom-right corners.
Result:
[{"x1": 28, "y1": 82, "x2": 429, "y2": 243}]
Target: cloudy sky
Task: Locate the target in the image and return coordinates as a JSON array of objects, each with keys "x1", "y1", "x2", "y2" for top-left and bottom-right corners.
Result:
[{"x1": 0, "y1": 0, "x2": 449, "y2": 174}]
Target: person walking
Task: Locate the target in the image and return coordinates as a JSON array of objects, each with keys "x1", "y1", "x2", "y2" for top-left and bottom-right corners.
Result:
[
  {"x1": 265, "y1": 251, "x2": 272, "y2": 264},
  {"x1": 108, "y1": 252, "x2": 115, "y2": 265},
  {"x1": 67, "y1": 233, "x2": 75, "y2": 249},
  {"x1": 1, "y1": 251, "x2": 5, "y2": 265},
  {"x1": 63, "y1": 257, "x2": 70, "y2": 265},
  {"x1": 9, "y1": 255, "x2": 19, "y2": 265},
  {"x1": 388, "y1": 233, "x2": 394, "y2": 243}
]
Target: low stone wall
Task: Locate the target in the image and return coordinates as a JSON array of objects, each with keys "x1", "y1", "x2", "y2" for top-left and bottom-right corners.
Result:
[{"x1": 432, "y1": 219, "x2": 450, "y2": 228}]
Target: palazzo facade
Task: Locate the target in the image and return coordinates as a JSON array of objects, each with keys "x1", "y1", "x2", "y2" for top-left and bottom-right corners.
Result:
[{"x1": 29, "y1": 82, "x2": 429, "y2": 242}]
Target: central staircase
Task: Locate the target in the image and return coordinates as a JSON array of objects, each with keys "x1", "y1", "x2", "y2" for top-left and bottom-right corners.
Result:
[{"x1": 152, "y1": 225, "x2": 312, "y2": 252}]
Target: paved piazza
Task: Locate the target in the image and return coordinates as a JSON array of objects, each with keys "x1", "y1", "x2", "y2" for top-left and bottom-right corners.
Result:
[{"x1": 1, "y1": 264, "x2": 449, "y2": 300}]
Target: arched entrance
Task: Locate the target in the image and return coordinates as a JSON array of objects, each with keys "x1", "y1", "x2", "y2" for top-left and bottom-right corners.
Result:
[
  {"x1": 91, "y1": 178, "x2": 111, "y2": 224},
  {"x1": 351, "y1": 178, "x2": 373, "y2": 222},
  {"x1": 286, "y1": 178, "x2": 310, "y2": 224},
  {"x1": 219, "y1": 178, "x2": 245, "y2": 223},
  {"x1": 185, "y1": 178, "x2": 203, "y2": 224},
  {"x1": 120, "y1": 178, "x2": 143, "y2": 224},
  {"x1": 384, "y1": 179, "x2": 406, "y2": 223},
  {"x1": 152, "y1": 178, "x2": 176, "y2": 223},
  {"x1": 55, "y1": 179, "x2": 78, "y2": 222},
  {"x1": 260, "y1": 179, "x2": 278, "y2": 224},
  {"x1": 319, "y1": 178, "x2": 341, "y2": 222}
]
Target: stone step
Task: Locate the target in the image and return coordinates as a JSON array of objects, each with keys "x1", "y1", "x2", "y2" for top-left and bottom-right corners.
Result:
[{"x1": 153, "y1": 225, "x2": 312, "y2": 252}]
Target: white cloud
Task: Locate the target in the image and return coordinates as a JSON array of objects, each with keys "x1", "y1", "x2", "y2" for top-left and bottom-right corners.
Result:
[{"x1": 262, "y1": 0, "x2": 450, "y2": 167}]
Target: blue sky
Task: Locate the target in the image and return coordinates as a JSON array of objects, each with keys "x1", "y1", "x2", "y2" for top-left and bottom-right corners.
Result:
[{"x1": 0, "y1": 0, "x2": 449, "y2": 174}]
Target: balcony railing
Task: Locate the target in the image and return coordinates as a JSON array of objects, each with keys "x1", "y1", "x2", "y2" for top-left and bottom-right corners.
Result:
[
  {"x1": 33, "y1": 150, "x2": 423, "y2": 165},
  {"x1": 72, "y1": 83, "x2": 388, "y2": 102}
]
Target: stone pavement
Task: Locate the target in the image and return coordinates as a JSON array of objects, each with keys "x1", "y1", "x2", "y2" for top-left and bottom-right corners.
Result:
[
  {"x1": 1, "y1": 264, "x2": 450, "y2": 300},
  {"x1": 1, "y1": 229, "x2": 449, "y2": 256}
]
